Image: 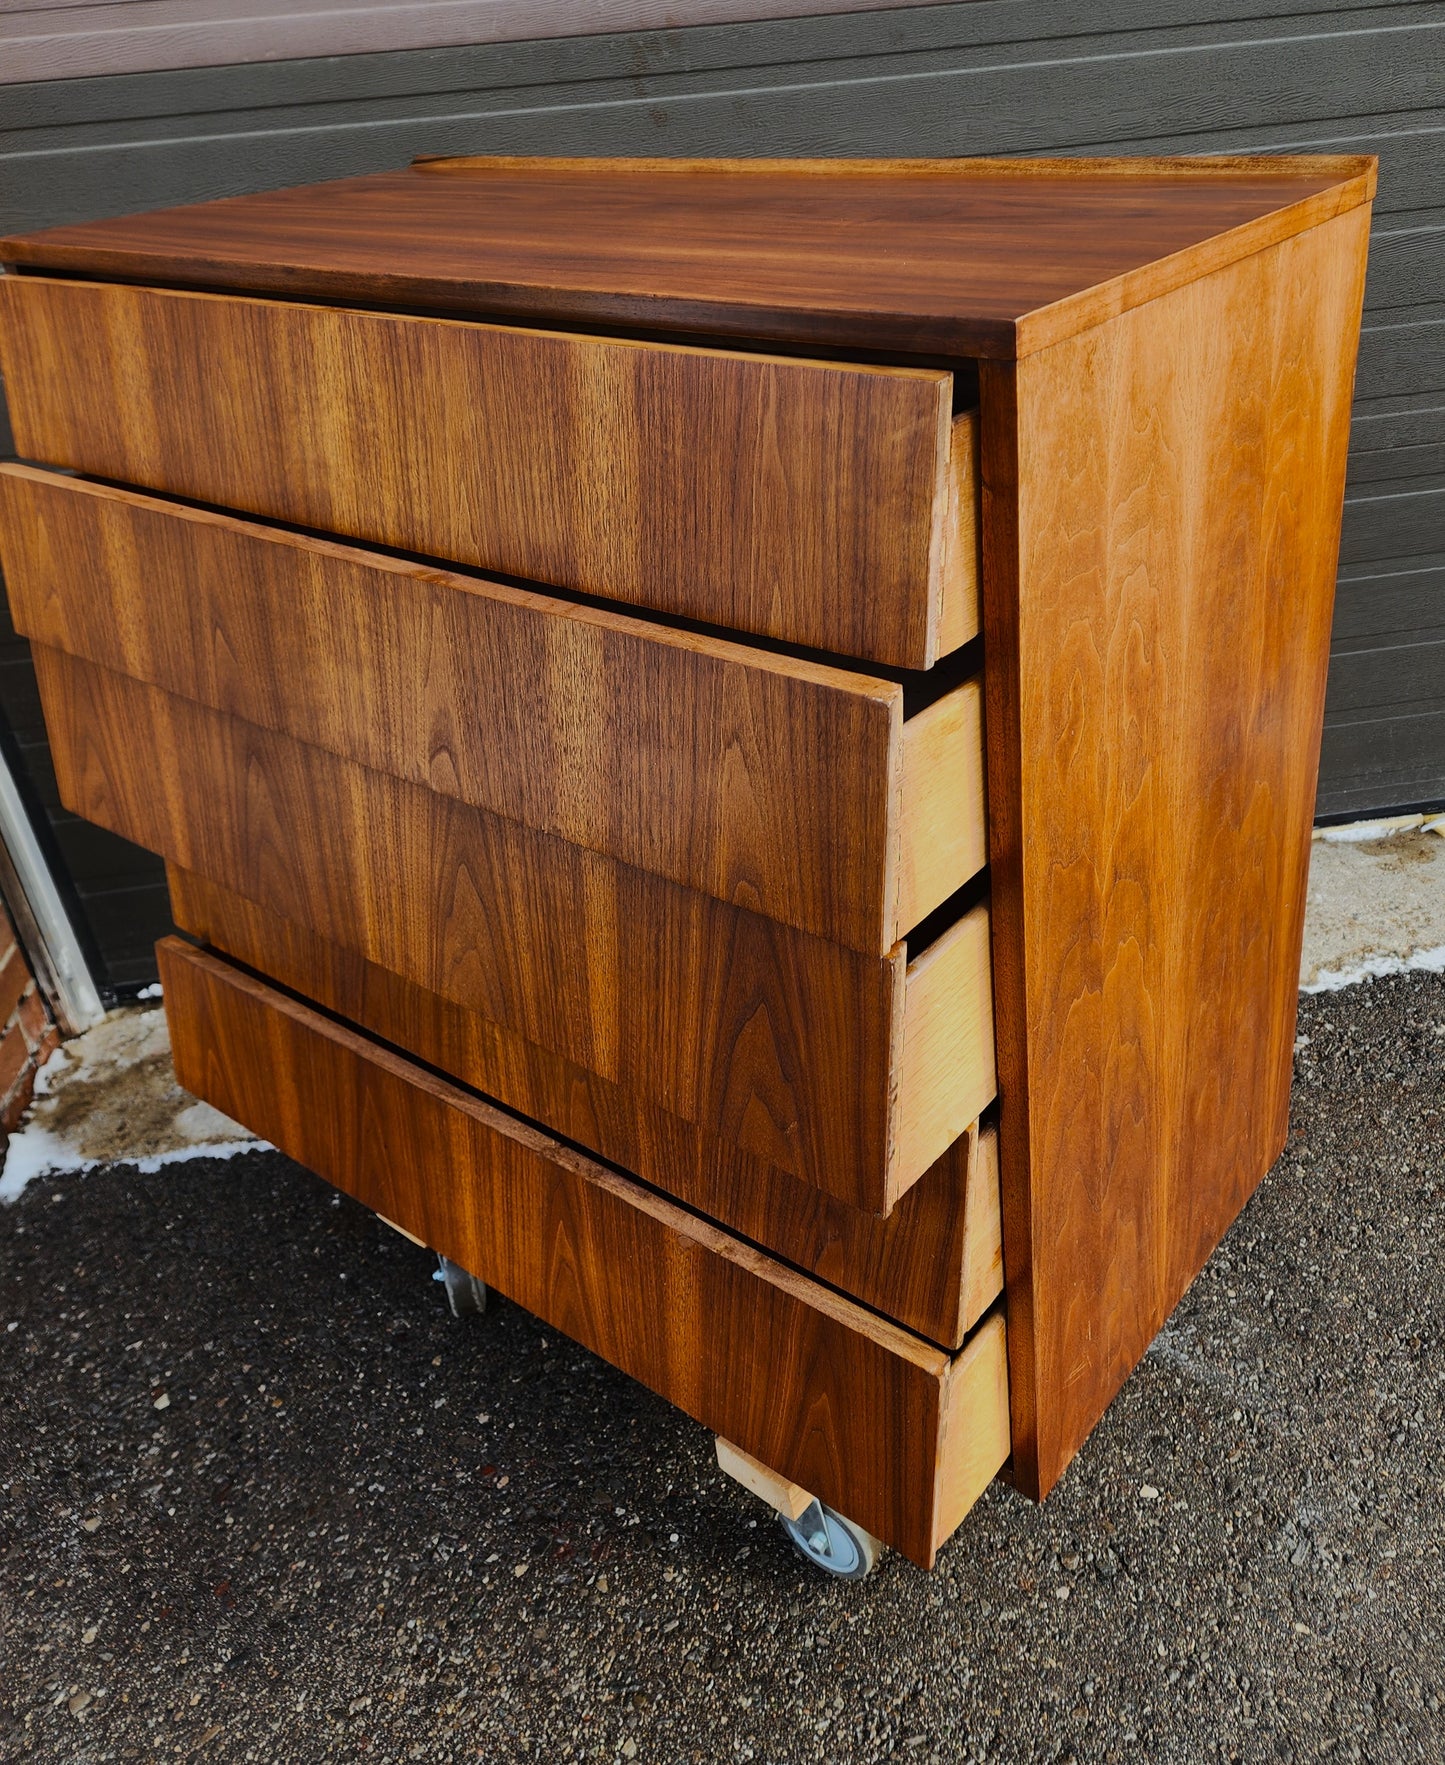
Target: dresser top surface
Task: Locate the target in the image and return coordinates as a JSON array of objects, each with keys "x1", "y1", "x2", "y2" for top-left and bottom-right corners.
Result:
[{"x1": 0, "y1": 155, "x2": 1374, "y2": 359}]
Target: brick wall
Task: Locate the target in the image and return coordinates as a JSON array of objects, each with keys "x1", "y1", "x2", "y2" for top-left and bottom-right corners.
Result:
[{"x1": 0, "y1": 902, "x2": 59, "y2": 1137}]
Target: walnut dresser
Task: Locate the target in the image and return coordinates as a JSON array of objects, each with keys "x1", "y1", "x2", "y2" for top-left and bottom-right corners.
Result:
[{"x1": 0, "y1": 156, "x2": 1373, "y2": 1572}]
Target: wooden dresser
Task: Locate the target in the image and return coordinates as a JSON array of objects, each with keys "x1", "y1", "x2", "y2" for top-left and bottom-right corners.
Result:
[{"x1": 0, "y1": 156, "x2": 1373, "y2": 1570}]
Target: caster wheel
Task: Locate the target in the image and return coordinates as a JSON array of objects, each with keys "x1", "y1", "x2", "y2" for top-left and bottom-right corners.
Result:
[
  {"x1": 779, "y1": 1498, "x2": 881, "y2": 1580},
  {"x1": 435, "y1": 1255, "x2": 488, "y2": 1319}
]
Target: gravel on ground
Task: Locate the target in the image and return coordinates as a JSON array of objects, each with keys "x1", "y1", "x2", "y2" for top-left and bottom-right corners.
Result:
[{"x1": 1, "y1": 971, "x2": 1442, "y2": 1763}]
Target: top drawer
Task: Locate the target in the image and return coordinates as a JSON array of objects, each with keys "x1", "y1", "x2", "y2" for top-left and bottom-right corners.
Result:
[{"x1": 0, "y1": 274, "x2": 980, "y2": 670}]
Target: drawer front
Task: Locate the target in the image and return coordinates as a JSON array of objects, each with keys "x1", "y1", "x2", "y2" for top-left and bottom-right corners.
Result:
[
  {"x1": 159, "y1": 935, "x2": 1010, "y2": 1566},
  {"x1": 168, "y1": 864, "x2": 1004, "y2": 1349},
  {"x1": 0, "y1": 275, "x2": 980, "y2": 670},
  {"x1": 0, "y1": 465, "x2": 985, "y2": 955},
  {"x1": 39, "y1": 649, "x2": 996, "y2": 1213}
]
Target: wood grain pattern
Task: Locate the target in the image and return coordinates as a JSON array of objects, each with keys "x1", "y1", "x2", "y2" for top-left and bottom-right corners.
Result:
[
  {"x1": 895, "y1": 675, "x2": 986, "y2": 939},
  {"x1": 894, "y1": 902, "x2": 996, "y2": 1188},
  {"x1": 0, "y1": 157, "x2": 1375, "y2": 360},
  {"x1": 713, "y1": 1438, "x2": 814, "y2": 1521},
  {"x1": 36, "y1": 649, "x2": 994, "y2": 1213},
  {"x1": 938, "y1": 410, "x2": 984, "y2": 655},
  {"x1": 982, "y1": 206, "x2": 1371, "y2": 1497},
  {"x1": 975, "y1": 347, "x2": 1038, "y2": 1484},
  {"x1": 958, "y1": 1118, "x2": 1004, "y2": 1339},
  {"x1": 0, "y1": 274, "x2": 970, "y2": 669},
  {"x1": 166, "y1": 863, "x2": 1002, "y2": 1348},
  {"x1": 2, "y1": 159, "x2": 1371, "y2": 1522},
  {"x1": 932, "y1": 1312, "x2": 1011, "y2": 1554},
  {"x1": 0, "y1": 464, "x2": 985, "y2": 951},
  {"x1": 158, "y1": 936, "x2": 1010, "y2": 1566}
]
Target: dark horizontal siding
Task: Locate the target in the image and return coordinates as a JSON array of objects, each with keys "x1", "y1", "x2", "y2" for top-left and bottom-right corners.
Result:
[
  {"x1": 1334, "y1": 554, "x2": 1445, "y2": 642},
  {"x1": 1319, "y1": 708, "x2": 1445, "y2": 816},
  {"x1": 1352, "y1": 401, "x2": 1445, "y2": 455},
  {"x1": 1367, "y1": 220, "x2": 1445, "y2": 311},
  {"x1": 0, "y1": 1, "x2": 1438, "y2": 993},
  {"x1": 1340, "y1": 486, "x2": 1445, "y2": 567},
  {"x1": 4, "y1": 6, "x2": 1444, "y2": 237},
  {"x1": 1345, "y1": 441, "x2": 1445, "y2": 487},
  {"x1": 1323, "y1": 541, "x2": 1445, "y2": 814},
  {"x1": 1357, "y1": 321, "x2": 1445, "y2": 402},
  {"x1": 1326, "y1": 637, "x2": 1445, "y2": 716},
  {"x1": 5, "y1": 5, "x2": 953, "y2": 87}
]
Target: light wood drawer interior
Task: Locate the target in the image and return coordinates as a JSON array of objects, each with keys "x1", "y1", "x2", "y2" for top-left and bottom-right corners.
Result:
[
  {"x1": 0, "y1": 464, "x2": 985, "y2": 955},
  {"x1": 0, "y1": 274, "x2": 980, "y2": 670},
  {"x1": 159, "y1": 935, "x2": 1010, "y2": 1566}
]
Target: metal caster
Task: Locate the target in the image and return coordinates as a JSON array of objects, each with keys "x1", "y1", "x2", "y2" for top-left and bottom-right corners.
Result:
[
  {"x1": 779, "y1": 1498, "x2": 881, "y2": 1580},
  {"x1": 714, "y1": 1438, "x2": 886, "y2": 1580},
  {"x1": 435, "y1": 1254, "x2": 488, "y2": 1319}
]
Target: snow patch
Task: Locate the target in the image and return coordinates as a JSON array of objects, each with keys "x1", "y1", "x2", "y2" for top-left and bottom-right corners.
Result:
[
  {"x1": 1301, "y1": 825, "x2": 1445, "y2": 993},
  {"x1": 1301, "y1": 942, "x2": 1445, "y2": 995},
  {"x1": 1316, "y1": 813, "x2": 1430, "y2": 843},
  {"x1": 0, "y1": 1126, "x2": 78, "y2": 1203},
  {"x1": 0, "y1": 1126, "x2": 255, "y2": 1203},
  {"x1": 0, "y1": 1004, "x2": 261, "y2": 1203}
]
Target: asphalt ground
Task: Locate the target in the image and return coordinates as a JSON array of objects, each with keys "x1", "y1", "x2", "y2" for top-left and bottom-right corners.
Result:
[{"x1": 1, "y1": 968, "x2": 1442, "y2": 1764}]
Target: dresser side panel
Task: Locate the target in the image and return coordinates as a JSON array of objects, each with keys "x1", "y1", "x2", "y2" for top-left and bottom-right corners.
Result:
[{"x1": 1003, "y1": 207, "x2": 1370, "y2": 1494}]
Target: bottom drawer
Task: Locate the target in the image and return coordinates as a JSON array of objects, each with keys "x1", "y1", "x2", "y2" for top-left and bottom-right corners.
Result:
[{"x1": 159, "y1": 937, "x2": 1010, "y2": 1568}]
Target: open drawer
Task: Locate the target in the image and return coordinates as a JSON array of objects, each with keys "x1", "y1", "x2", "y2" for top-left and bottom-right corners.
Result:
[
  {"x1": 0, "y1": 274, "x2": 979, "y2": 669},
  {"x1": 0, "y1": 464, "x2": 985, "y2": 955},
  {"x1": 169, "y1": 864, "x2": 1004, "y2": 1350},
  {"x1": 159, "y1": 936, "x2": 1011, "y2": 1567},
  {"x1": 36, "y1": 648, "x2": 996, "y2": 1215}
]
